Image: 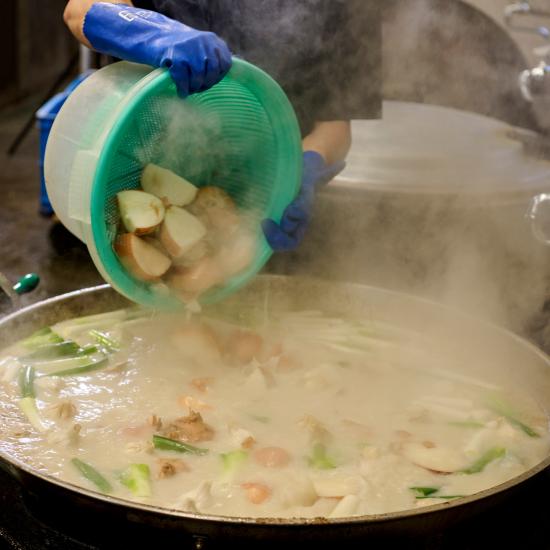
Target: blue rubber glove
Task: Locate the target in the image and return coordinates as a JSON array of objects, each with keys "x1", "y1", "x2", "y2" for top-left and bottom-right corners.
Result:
[
  {"x1": 83, "y1": 3, "x2": 232, "y2": 97},
  {"x1": 262, "y1": 151, "x2": 346, "y2": 251}
]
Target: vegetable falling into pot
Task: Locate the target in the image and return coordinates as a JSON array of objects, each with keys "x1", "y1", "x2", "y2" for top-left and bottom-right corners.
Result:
[{"x1": 114, "y1": 164, "x2": 256, "y2": 304}]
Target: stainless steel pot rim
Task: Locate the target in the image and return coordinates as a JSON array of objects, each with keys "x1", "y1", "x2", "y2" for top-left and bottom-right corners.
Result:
[
  {"x1": 1, "y1": 282, "x2": 549, "y2": 526},
  {"x1": 333, "y1": 177, "x2": 550, "y2": 200}
]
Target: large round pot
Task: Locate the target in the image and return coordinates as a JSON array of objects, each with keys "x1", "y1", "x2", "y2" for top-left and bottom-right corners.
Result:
[{"x1": 1, "y1": 277, "x2": 550, "y2": 548}]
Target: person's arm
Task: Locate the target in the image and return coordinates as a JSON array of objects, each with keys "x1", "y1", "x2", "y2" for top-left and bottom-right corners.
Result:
[
  {"x1": 302, "y1": 121, "x2": 351, "y2": 166},
  {"x1": 64, "y1": 0, "x2": 134, "y2": 47}
]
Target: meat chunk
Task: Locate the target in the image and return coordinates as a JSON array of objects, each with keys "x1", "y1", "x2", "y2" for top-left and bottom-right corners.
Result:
[
  {"x1": 162, "y1": 411, "x2": 215, "y2": 443},
  {"x1": 241, "y1": 482, "x2": 271, "y2": 504},
  {"x1": 157, "y1": 458, "x2": 190, "y2": 479},
  {"x1": 228, "y1": 424, "x2": 256, "y2": 449},
  {"x1": 178, "y1": 395, "x2": 213, "y2": 411},
  {"x1": 172, "y1": 323, "x2": 222, "y2": 364},
  {"x1": 254, "y1": 446, "x2": 291, "y2": 468},
  {"x1": 147, "y1": 414, "x2": 163, "y2": 431},
  {"x1": 47, "y1": 400, "x2": 77, "y2": 420},
  {"x1": 225, "y1": 330, "x2": 264, "y2": 365}
]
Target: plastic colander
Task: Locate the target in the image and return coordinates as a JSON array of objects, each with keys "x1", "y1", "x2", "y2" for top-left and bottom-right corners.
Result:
[{"x1": 45, "y1": 60, "x2": 302, "y2": 309}]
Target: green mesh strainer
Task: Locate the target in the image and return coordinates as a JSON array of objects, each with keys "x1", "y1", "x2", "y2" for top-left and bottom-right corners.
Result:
[{"x1": 45, "y1": 60, "x2": 302, "y2": 309}]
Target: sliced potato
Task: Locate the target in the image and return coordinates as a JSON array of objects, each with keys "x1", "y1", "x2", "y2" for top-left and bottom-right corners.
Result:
[
  {"x1": 114, "y1": 233, "x2": 172, "y2": 281},
  {"x1": 188, "y1": 186, "x2": 236, "y2": 218},
  {"x1": 159, "y1": 206, "x2": 207, "y2": 259},
  {"x1": 312, "y1": 476, "x2": 362, "y2": 497},
  {"x1": 172, "y1": 239, "x2": 210, "y2": 269},
  {"x1": 166, "y1": 258, "x2": 224, "y2": 296},
  {"x1": 329, "y1": 495, "x2": 360, "y2": 518},
  {"x1": 141, "y1": 164, "x2": 198, "y2": 207},
  {"x1": 142, "y1": 236, "x2": 169, "y2": 255},
  {"x1": 399, "y1": 441, "x2": 469, "y2": 473},
  {"x1": 205, "y1": 206, "x2": 241, "y2": 239},
  {"x1": 217, "y1": 232, "x2": 255, "y2": 278},
  {"x1": 117, "y1": 190, "x2": 165, "y2": 235}
]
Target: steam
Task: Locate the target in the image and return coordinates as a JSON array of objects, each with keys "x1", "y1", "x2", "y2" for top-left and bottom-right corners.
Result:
[
  {"x1": 267, "y1": 0, "x2": 550, "y2": 339},
  {"x1": 127, "y1": 0, "x2": 550, "y2": 340}
]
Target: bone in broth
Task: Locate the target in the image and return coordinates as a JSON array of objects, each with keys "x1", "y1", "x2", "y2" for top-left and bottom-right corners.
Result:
[{"x1": 0, "y1": 307, "x2": 548, "y2": 518}]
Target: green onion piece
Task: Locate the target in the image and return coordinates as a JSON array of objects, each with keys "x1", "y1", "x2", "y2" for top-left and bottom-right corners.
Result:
[
  {"x1": 504, "y1": 417, "x2": 539, "y2": 438},
  {"x1": 461, "y1": 447, "x2": 506, "y2": 474},
  {"x1": 487, "y1": 397, "x2": 540, "y2": 438},
  {"x1": 410, "y1": 486, "x2": 440, "y2": 497},
  {"x1": 21, "y1": 327, "x2": 64, "y2": 350},
  {"x1": 308, "y1": 443, "x2": 337, "y2": 470},
  {"x1": 21, "y1": 345, "x2": 99, "y2": 372},
  {"x1": 448, "y1": 421, "x2": 485, "y2": 429},
  {"x1": 220, "y1": 450, "x2": 248, "y2": 477},
  {"x1": 19, "y1": 341, "x2": 82, "y2": 364},
  {"x1": 52, "y1": 308, "x2": 146, "y2": 341},
  {"x1": 119, "y1": 464, "x2": 151, "y2": 497},
  {"x1": 415, "y1": 495, "x2": 465, "y2": 500},
  {"x1": 44, "y1": 355, "x2": 109, "y2": 377},
  {"x1": 89, "y1": 330, "x2": 119, "y2": 352},
  {"x1": 71, "y1": 458, "x2": 112, "y2": 493},
  {"x1": 18, "y1": 366, "x2": 36, "y2": 398},
  {"x1": 152, "y1": 435, "x2": 209, "y2": 456},
  {"x1": 31, "y1": 352, "x2": 102, "y2": 376},
  {"x1": 410, "y1": 487, "x2": 466, "y2": 500},
  {"x1": 18, "y1": 397, "x2": 47, "y2": 432}
]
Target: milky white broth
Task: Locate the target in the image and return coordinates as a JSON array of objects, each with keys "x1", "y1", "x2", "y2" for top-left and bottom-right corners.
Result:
[{"x1": 0, "y1": 307, "x2": 548, "y2": 519}]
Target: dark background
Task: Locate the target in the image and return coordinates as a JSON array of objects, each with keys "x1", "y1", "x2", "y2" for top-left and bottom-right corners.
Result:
[{"x1": 0, "y1": 0, "x2": 77, "y2": 109}]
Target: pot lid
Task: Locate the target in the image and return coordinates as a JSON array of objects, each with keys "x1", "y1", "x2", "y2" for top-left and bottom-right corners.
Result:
[{"x1": 338, "y1": 101, "x2": 550, "y2": 195}]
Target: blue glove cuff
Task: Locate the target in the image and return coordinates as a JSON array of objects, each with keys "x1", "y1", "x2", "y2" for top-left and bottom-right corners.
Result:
[
  {"x1": 83, "y1": 3, "x2": 232, "y2": 97},
  {"x1": 84, "y1": 4, "x2": 176, "y2": 67},
  {"x1": 302, "y1": 150, "x2": 346, "y2": 189}
]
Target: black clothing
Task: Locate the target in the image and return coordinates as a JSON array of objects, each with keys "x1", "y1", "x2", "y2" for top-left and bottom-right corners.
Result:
[{"x1": 133, "y1": 0, "x2": 382, "y2": 135}]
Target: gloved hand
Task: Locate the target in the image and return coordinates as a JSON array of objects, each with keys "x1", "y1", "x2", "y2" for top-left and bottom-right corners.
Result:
[
  {"x1": 262, "y1": 151, "x2": 345, "y2": 251},
  {"x1": 83, "y1": 3, "x2": 232, "y2": 97}
]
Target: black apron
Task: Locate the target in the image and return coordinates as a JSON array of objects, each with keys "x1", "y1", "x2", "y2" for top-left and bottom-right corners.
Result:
[{"x1": 133, "y1": 0, "x2": 382, "y2": 135}]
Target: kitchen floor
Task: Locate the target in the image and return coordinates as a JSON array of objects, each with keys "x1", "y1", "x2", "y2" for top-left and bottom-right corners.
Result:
[{"x1": 0, "y1": 97, "x2": 103, "y2": 316}]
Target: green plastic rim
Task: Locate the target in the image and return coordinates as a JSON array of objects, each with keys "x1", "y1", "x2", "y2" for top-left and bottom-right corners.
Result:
[{"x1": 90, "y1": 59, "x2": 302, "y2": 309}]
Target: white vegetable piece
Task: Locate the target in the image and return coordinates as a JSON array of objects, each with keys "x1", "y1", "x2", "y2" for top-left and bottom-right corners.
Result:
[
  {"x1": 400, "y1": 441, "x2": 469, "y2": 473},
  {"x1": 228, "y1": 425, "x2": 255, "y2": 448},
  {"x1": 312, "y1": 475, "x2": 362, "y2": 498},
  {"x1": 1, "y1": 358, "x2": 20, "y2": 383},
  {"x1": 329, "y1": 495, "x2": 360, "y2": 518},
  {"x1": 174, "y1": 481, "x2": 213, "y2": 513},
  {"x1": 292, "y1": 497, "x2": 338, "y2": 518},
  {"x1": 279, "y1": 476, "x2": 317, "y2": 508},
  {"x1": 18, "y1": 398, "x2": 48, "y2": 433},
  {"x1": 160, "y1": 206, "x2": 208, "y2": 259},
  {"x1": 115, "y1": 233, "x2": 172, "y2": 281},
  {"x1": 464, "y1": 420, "x2": 519, "y2": 459},
  {"x1": 117, "y1": 190, "x2": 165, "y2": 235},
  {"x1": 46, "y1": 423, "x2": 81, "y2": 446},
  {"x1": 141, "y1": 164, "x2": 198, "y2": 207}
]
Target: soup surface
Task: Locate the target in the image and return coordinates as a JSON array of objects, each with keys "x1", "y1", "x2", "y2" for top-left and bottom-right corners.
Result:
[{"x1": 1, "y1": 306, "x2": 548, "y2": 518}]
